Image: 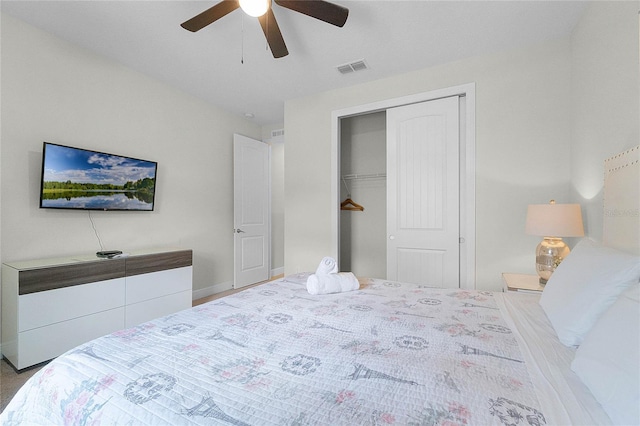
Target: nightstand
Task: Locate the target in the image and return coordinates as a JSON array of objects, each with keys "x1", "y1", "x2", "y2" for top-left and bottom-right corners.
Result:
[{"x1": 501, "y1": 273, "x2": 545, "y2": 293}]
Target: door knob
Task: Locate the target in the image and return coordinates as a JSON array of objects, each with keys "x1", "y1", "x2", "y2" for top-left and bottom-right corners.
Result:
[
  {"x1": 389, "y1": 235, "x2": 395, "y2": 240},
  {"x1": 235, "y1": 229, "x2": 245, "y2": 233}
]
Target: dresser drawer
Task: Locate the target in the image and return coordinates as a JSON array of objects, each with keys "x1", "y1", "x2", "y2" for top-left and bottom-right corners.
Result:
[
  {"x1": 125, "y1": 266, "x2": 192, "y2": 305},
  {"x1": 17, "y1": 307, "x2": 125, "y2": 369},
  {"x1": 125, "y1": 290, "x2": 192, "y2": 327},
  {"x1": 19, "y1": 278, "x2": 126, "y2": 332}
]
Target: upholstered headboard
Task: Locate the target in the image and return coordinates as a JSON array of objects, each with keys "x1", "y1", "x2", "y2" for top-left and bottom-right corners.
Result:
[{"x1": 603, "y1": 146, "x2": 640, "y2": 255}]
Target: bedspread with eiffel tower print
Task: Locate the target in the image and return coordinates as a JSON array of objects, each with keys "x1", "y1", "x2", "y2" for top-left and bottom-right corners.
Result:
[{"x1": 2, "y1": 273, "x2": 547, "y2": 425}]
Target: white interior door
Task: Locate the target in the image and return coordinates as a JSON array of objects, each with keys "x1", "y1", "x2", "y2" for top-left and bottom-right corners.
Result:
[
  {"x1": 233, "y1": 134, "x2": 270, "y2": 289},
  {"x1": 387, "y1": 96, "x2": 460, "y2": 288}
]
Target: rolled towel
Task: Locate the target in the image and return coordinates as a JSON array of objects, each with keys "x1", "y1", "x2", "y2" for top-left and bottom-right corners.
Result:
[
  {"x1": 316, "y1": 256, "x2": 339, "y2": 275},
  {"x1": 307, "y1": 272, "x2": 360, "y2": 295}
]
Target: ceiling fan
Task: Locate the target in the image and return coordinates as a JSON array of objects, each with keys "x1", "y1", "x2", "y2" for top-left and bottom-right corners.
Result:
[{"x1": 181, "y1": 0, "x2": 349, "y2": 58}]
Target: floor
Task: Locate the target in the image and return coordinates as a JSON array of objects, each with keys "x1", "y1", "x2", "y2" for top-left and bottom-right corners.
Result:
[
  {"x1": 0, "y1": 276, "x2": 276, "y2": 413},
  {"x1": 0, "y1": 359, "x2": 41, "y2": 413}
]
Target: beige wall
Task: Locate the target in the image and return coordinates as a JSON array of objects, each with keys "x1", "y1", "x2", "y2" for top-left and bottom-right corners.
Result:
[
  {"x1": 0, "y1": 13, "x2": 263, "y2": 296},
  {"x1": 284, "y1": 37, "x2": 573, "y2": 290},
  {"x1": 569, "y1": 1, "x2": 639, "y2": 241}
]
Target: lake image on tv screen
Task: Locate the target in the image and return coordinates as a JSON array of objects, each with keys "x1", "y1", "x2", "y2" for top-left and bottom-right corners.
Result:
[{"x1": 41, "y1": 144, "x2": 157, "y2": 211}]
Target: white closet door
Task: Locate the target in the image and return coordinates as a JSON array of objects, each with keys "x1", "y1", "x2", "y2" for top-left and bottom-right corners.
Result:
[
  {"x1": 233, "y1": 134, "x2": 271, "y2": 288},
  {"x1": 387, "y1": 96, "x2": 460, "y2": 288}
]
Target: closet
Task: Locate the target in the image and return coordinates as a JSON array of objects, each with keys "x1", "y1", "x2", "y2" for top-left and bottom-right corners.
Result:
[
  {"x1": 339, "y1": 111, "x2": 387, "y2": 278},
  {"x1": 338, "y1": 95, "x2": 463, "y2": 288}
]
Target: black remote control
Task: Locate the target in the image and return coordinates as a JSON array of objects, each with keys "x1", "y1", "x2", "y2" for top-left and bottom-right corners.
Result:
[{"x1": 96, "y1": 250, "x2": 123, "y2": 259}]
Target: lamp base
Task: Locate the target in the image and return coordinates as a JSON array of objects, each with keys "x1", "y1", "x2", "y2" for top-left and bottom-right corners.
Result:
[{"x1": 535, "y1": 237, "x2": 570, "y2": 284}]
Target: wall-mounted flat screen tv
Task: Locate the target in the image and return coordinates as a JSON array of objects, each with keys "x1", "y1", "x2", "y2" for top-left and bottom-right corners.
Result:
[{"x1": 40, "y1": 142, "x2": 158, "y2": 211}]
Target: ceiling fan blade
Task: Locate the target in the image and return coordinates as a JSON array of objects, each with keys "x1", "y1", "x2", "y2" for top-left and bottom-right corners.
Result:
[
  {"x1": 274, "y1": 0, "x2": 348, "y2": 27},
  {"x1": 258, "y1": 9, "x2": 289, "y2": 58},
  {"x1": 181, "y1": 0, "x2": 240, "y2": 32}
]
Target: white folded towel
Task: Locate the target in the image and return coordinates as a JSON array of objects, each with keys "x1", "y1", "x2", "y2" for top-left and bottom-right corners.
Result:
[
  {"x1": 315, "y1": 256, "x2": 339, "y2": 275},
  {"x1": 306, "y1": 272, "x2": 360, "y2": 295}
]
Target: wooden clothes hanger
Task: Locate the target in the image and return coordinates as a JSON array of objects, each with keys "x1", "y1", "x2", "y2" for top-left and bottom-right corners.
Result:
[
  {"x1": 340, "y1": 175, "x2": 364, "y2": 211},
  {"x1": 341, "y1": 197, "x2": 364, "y2": 211}
]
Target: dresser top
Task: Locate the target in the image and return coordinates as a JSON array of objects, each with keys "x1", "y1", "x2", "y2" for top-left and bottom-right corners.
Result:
[{"x1": 3, "y1": 248, "x2": 190, "y2": 271}]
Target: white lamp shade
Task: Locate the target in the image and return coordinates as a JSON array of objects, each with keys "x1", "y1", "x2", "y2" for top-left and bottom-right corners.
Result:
[
  {"x1": 526, "y1": 203, "x2": 585, "y2": 237},
  {"x1": 239, "y1": 0, "x2": 270, "y2": 17}
]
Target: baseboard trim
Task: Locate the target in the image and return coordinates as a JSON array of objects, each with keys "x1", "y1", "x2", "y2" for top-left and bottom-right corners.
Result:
[
  {"x1": 191, "y1": 281, "x2": 231, "y2": 301},
  {"x1": 191, "y1": 267, "x2": 284, "y2": 301}
]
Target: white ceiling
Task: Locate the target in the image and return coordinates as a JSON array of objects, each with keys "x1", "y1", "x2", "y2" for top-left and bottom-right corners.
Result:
[{"x1": 2, "y1": 0, "x2": 588, "y2": 125}]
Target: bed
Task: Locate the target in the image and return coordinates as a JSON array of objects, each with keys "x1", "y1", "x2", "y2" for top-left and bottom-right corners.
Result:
[{"x1": 1, "y1": 147, "x2": 639, "y2": 425}]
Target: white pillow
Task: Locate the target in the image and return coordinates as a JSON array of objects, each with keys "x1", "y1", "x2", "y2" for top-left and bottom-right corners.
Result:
[
  {"x1": 571, "y1": 284, "x2": 639, "y2": 426},
  {"x1": 539, "y1": 238, "x2": 640, "y2": 347}
]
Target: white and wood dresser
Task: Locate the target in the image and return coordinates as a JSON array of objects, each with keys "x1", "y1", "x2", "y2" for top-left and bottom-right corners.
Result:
[{"x1": 1, "y1": 248, "x2": 192, "y2": 370}]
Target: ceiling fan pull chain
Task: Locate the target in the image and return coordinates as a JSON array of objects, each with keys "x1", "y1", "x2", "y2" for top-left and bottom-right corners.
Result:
[{"x1": 241, "y1": 14, "x2": 245, "y2": 64}]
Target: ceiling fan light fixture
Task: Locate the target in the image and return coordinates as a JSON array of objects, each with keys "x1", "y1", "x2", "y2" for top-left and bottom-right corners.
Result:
[{"x1": 239, "y1": 0, "x2": 270, "y2": 17}]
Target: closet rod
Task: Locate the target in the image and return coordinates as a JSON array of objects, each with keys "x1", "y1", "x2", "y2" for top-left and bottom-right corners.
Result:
[{"x1": 342, "y1": 173, "x2": 387, "y2": 180}]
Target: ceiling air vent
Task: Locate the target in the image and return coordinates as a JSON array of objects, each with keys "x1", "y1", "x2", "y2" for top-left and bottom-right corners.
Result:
[
  {"x1": 270, "y1": 128, "x2": 285, "y2": 143},
  {"x1": 337, "y1": 59, "x2": 368, "y2": 75}
]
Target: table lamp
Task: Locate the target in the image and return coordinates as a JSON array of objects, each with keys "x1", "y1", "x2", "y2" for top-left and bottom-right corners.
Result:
[{"x1": 525, "y1": 200, "x2": 584, "y2": 284}]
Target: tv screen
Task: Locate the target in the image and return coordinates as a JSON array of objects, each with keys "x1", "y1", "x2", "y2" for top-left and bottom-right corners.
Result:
[{"x1": 40, "y1": 142, "x2": 158, "y2": 211}]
